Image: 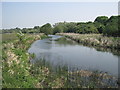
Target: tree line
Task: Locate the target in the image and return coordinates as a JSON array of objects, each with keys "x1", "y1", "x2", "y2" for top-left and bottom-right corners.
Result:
[{"x1": 2, "y1": 15, "x2": 120, "y2": 37}]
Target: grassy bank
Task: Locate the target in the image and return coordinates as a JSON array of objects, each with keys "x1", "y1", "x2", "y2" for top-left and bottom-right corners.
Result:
[
  {"x1": 57, "y1": 33, "x2": 120, "y2": 55},
  {"x1": 2, "y1": 33, "x2": 46, "y2": 88},
  {"x1": 2, "y1": 33, "x2": 118, "y2": 88}
]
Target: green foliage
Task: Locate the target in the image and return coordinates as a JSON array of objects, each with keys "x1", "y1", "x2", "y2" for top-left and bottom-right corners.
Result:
[
  {"x1": 30, "y1": 53, "x2": 36, "y2": 59},
  {"x1": 34, "y1": 26, "x2": 39, "y2": 29},
  {"x1": 40, "y1": 23, "x2": 53, "y2": 35},
  {"x1": 93, "y1": 16, "x2": 108, "y2": 34},
  {"x1": 76, "y1": 23, "x2": 98, "y2": 34},
  {"x1": 53, "y1": 23, "x2": 65, "y2": 34},
  {"x1": 65, "y1": 22, "x2": 77, "y2": 33},
  {"x1": 21, "y1": 28, "x2": 27, "y2": 33},
  {"x1": 2, "y1": 34, "x2": 45, "y2": 88},
  {"x1": 103, "y1": 16, "x2": 120, "y2": 36},
  {"x1": 53, "y1": 22, "x2": 98, "y2": 34},
  {"x1": 53, "y1": 26, "x2": 63, "y2": 34},
  {"x1": 94, "y1": 22, "x2": 105, "y2": 33},
  {"x1": 16, "y1": 31, "x2": 25, "y2": 43},
  {"x1": 53, "y1": 21, "x2": 100, "y2": 34},
  {"x1": 94, "y1": 16, "x2": 109, "y2": 25},
  {"x1": 2, "y1": 15, "x2": 120, "y2": 37}
]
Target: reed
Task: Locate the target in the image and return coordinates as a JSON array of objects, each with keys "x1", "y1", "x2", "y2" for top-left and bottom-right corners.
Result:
[{"x1": 57, "y1": 33, "x2": 120, "y2": 55}]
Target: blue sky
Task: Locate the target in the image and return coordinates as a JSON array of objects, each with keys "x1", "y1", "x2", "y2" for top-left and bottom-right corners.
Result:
[{"x1": 2, "y1": 2, "x2": 118, "y2": 29}]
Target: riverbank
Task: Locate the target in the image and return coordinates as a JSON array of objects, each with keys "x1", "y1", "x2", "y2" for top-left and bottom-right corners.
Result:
[
  {"x1": 2, "y1": 33, "x2": 118, "y2": 88},
  {"x1": 2, "y1": 33, "x2": 47, "y2": 88},
  {"x1": 57, "y1": 33, "x2": 120, "y2": 55}
]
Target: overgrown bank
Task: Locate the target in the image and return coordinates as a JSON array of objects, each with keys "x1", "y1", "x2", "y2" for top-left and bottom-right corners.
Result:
[
  {"x1": 2, "y1": 33, "x2": 47, "y2": 88},
  {"x1": 57, "y1": 33, "x2": 120, "y2": 55},
  {"x1": 2, "y1": 32, "x2": 118, "y2": 88}
]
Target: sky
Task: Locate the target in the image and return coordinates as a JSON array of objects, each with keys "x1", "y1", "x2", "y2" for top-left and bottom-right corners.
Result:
[{"x1": 1, "y1": 1, "x2": 119, "y2": 29}]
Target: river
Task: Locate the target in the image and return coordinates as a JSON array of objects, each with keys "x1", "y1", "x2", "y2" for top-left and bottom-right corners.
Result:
[{"x1": 28, "y1": 35, "x2": 118, "y2": 77}]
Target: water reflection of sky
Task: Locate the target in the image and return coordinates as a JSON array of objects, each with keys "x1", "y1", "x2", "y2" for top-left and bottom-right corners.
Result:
[{"x1": 28, "y1": 35, "x2": 118, "y2": 77}]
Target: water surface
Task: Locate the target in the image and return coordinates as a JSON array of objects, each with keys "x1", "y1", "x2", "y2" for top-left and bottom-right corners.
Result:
[{"x1": 28, "y1": 35, "x2": 118, "y2": 76}]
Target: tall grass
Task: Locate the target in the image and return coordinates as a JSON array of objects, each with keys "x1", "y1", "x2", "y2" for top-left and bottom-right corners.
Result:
[
  {"x1": 2, "y1": 33, "x2": 18, "y2": 43},
  {"x1": 57, "y1": 33, "x2": 120, "y2": 56}
]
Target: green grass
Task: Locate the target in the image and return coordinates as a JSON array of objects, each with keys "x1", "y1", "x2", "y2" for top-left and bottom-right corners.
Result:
[{"x1": 2, "y1": 33, "x2": 18, "y2": 43}]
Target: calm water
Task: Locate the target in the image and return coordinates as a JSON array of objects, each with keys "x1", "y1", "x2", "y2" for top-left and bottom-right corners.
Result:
[{"x1": 28, "y1": 35, "x2": 118, "y2": 76}]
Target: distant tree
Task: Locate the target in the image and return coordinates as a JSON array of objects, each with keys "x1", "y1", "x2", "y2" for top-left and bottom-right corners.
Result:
[
  {"x1": 53, "y1": 22, "x2": 78, "y2": 34},
  {"x1": 34, "y1": 26, "x2": 39, "y2": 29},
  {"x1": 33, "y1": 26, "x2": 40, "y2": 33},
  {"x1": 15, "y1": 27, "x2": 21, "y2": 31},
  {"x1": 53, "y1": 22, "x2": 68, "y2": 34},
  {"x1": 22, "y1": 28, "x2": 27, "y2": 33},
  {"x1": 94, "y1": 16, "x2": 109, "y2": 25},
  {"x1": 94, "y1": 22, "x2": 105, "y2": 33},
  {"x1": 86, "y1": 21, "x2": 93, "y2": 24},
  {"x1": 40, "y1": 23, "x2": 53, "y2": 35},
  {"x1": 76, "y1": 23, "x2": 98, "y2": 34},
  {"x1": 53, "y1": 25, "x2": 63, "y2": 34},
  {"x1": 103, "y1": 16, "x2": 120, "y2": 36},
  {"x1": 65, "y1": 22, "x2": 77, "y2": 33}
]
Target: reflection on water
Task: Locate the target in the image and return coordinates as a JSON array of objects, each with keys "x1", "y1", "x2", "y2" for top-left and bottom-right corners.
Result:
[
  {"x1": 33, "y1": 39, "x2": 52, "y2": 50},
  {"x1": 28, "y1": 35, "x2": 118, "y2": 76}
]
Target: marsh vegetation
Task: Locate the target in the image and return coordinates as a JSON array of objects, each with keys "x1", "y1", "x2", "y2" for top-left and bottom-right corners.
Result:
[
  {"x1": 2, "y1": 32, "x2": 119, "y2": 88},
  {"x1": 2, "y1": 15, "x2": 120, "y2": 88}
]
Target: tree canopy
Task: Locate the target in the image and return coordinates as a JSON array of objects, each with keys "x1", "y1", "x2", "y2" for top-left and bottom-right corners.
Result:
[
  {"x1": 94, "y1": 16, "x2": 109, "y2": 25},
  {"x1": 103, "y1": 16, "x2": 120, "y2": 36},
  {"x1": 2, "y1": 15, "x2": 120, "y2": 37},
  {"x1": 40, "y1": 23, "x2": 53, "y2": 35}
]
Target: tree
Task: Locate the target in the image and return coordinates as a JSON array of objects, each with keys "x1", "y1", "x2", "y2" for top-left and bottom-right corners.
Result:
[
  {"x1": 34, "y1": 26, "x2": 39, "y2": 29},
  {"x1": 53, "y1": 22, "x2": 68, "y2": 34},
  {"x1": 94, "y1": 16, "x2": 109, "y2": 34},
  {"x1": 53, "y1": 25, "x2": 63, "y2": 34},
  {"x1": 33, "y1": 26, "x2": 40, "y2": 33},
  {"x1": 94, "y1": 22, "x2": 105, "y2": 33},
  {"x1": 65, "y1": 22, "x2": 77, "y2": 33},
  {"x1": 40, "y1": 23, "x2": 53, "y2": 35},
  {"x1": 15, "y1": 27, "x2": 21, "y2": 30},
  {"x1": 94, "y1": 16, "x2": 109, "y2": 25},
  {"x1": 103, "y1": 16, "x2": 120, "y2": 36},
  {"x1": 22, "y1": 28, "x2": 27, "y2": 33},
  {"x1": 76, "y1": 23, "x2": 98, "y2": 34},
  {"x1": 53, "y1": 22, "x2": 78, "y2": 33}
]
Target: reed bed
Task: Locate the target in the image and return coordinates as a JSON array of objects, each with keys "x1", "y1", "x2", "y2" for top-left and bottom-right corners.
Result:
[
  {"x1": 57, "y1": 33, "x2": 120, "y2": 55},
  {"x1": 57, "y1": 33, "x2": 120, "y2": 49}
]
